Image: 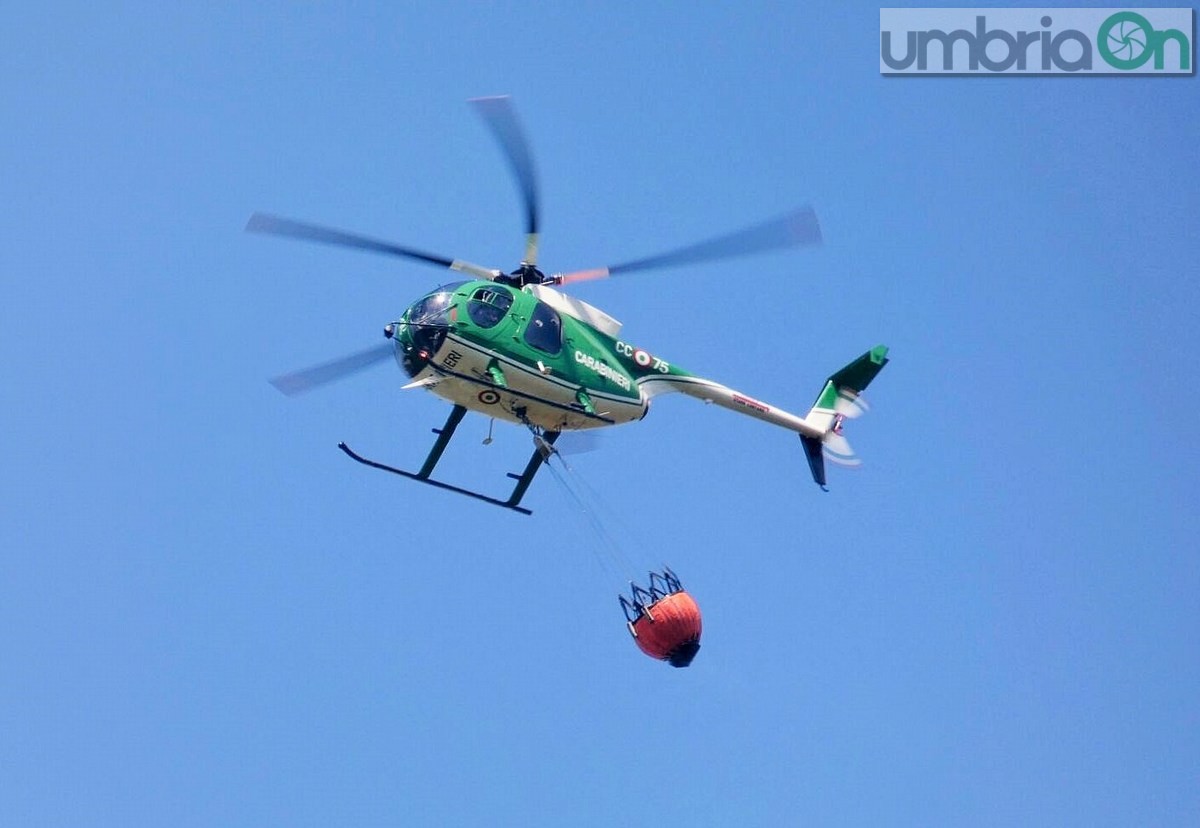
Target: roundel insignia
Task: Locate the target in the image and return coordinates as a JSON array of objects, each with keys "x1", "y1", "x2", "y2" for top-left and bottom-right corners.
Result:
[
  {"x1": 478, "y1": 389, "x2": 501, "y2": 405},
  {"x1": 634, "y1": 349, "x2": 652, "y2": 368}
]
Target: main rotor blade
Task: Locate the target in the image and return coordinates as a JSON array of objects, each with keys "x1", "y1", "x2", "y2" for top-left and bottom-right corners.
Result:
[
  {"x1": 555, "y1": 431, "x2": 601, "y2": 456},
  {"x1": 246, "y1": 213, "x2": 499, "y2": 280},
  {"x1": 469, "y1": 96, "x2": 540, "y2": 266},
  {"x1": 269, "y1": 342, "x2": 395, "y2": 397},
  {"x1": 555, "y1": 205, "x2": 822, "y2": 285}
]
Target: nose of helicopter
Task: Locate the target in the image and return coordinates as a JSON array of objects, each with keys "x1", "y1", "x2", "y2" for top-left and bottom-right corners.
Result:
[
  {"x1": 394, "y1": 288, "x2": 456, "y2": 378},
  {"x1": 390, "y1": 316, "x2": 431, "y2": 379},
  {"x1": 381, "y1": 321, "x2": 412, "y2": 368}
]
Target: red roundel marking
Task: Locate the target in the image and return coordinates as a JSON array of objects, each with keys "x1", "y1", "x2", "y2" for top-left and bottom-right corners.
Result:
[
  {"x1": 634, "y1": 349, "x2": 652, "y2": 367},
  {"x1": 478, "y1": 389, "x2": 501, "y2": 405}
]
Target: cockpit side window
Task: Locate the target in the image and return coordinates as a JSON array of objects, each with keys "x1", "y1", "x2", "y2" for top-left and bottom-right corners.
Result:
[
  {"x1": 523, "y1": 301, "x2": 563, "y2": 355},
  {"x1": 467, "y1": 286, "x2": 514, "y2": 329}
]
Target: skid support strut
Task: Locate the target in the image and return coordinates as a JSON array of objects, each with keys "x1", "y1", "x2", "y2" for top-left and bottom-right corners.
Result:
[{"x1": 338, "y1": 405, "x2": 560, "y2": 515}]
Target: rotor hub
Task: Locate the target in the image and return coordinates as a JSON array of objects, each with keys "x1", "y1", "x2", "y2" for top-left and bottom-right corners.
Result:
[{"x1": 495, "y1": 261, "x2": 547, "y2": 287}]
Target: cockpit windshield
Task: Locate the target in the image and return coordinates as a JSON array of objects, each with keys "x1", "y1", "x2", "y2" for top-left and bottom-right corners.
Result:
[
  {"x1": 405, "y1": 282, "x2": 466, "y2": 327},
  {"x1": 398, "y1": 283, "x2": 467, "y2": 377}
]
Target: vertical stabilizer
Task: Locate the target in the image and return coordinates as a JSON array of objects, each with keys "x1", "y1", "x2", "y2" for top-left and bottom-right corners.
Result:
[{"x1": 801, "y1": 346, "x2": 889, "y2": 487}]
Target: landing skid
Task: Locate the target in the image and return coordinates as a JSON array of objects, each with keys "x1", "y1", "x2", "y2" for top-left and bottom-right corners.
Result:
[{"x1": 338, "y1": 404, "x2": 560, "y2": 516}]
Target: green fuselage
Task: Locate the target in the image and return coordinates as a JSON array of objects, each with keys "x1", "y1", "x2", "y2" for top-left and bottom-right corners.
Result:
[
  {"x1": 394, "y1": 279, "x2": 674, "y2": 431},
  {"x1": 391, "y1": 279, "x2": 852, "y2": 443}
]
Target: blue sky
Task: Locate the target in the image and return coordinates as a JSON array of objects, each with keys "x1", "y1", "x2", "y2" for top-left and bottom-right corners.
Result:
[{"x1": 3, "y1": 3, "x2": 1197, "y2": 825}]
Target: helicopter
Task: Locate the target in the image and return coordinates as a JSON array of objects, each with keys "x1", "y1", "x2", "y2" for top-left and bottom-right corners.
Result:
[{"x1": 248, "y1": 96, "x2": 889, "y2": 515}]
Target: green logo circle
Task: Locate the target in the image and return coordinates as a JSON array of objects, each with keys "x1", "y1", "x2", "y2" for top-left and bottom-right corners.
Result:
[{"x1": 1098, "y1": 11, "x2": 1155, "y2": 69}]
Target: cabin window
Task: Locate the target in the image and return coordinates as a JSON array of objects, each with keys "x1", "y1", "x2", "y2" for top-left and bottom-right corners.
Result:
[
  {"x1": 467, "y1": 286, "x2": 513, "y2": 328},
  {"x1": 523, "y1": 301, "x2": 563, "y2": 355}
]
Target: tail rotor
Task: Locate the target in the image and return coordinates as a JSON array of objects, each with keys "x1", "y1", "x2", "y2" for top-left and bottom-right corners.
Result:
[{"x1": 800, "y1": 346, "x2": 889, "y2": 488}]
